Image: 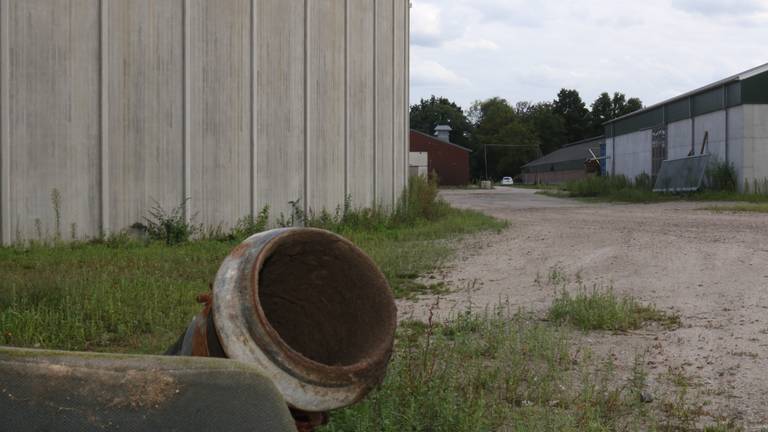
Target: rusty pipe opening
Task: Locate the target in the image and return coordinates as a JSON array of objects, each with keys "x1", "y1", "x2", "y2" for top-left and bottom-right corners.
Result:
[
  {"x1": 170, "y1": 228, "x2": 397, "y2": 414},
  {"x1": 257, "y1": 229, "x2": 394, "y2": 368}
]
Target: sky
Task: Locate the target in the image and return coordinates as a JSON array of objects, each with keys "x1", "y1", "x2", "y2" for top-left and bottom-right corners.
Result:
[{"x1": 410, "y1": 0, "x2": 768, "y2": 111}]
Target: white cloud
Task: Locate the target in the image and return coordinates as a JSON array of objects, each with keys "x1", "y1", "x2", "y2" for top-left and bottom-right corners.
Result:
[
  {"x1": 670, "y1": 0, "x2": 766, "y2": 16},
  {"x1": 409, "y1": 0, "x2": 768, "y2": 111},
  {"x1": 410, "y1": 3, "x2": 444, "y2": 46},
  {"x1": 448, "y1": 38, "x2": 499, "y2": 51},
  {"x1": 411, "y1": 59, "x2": 469, "y2": 88}
]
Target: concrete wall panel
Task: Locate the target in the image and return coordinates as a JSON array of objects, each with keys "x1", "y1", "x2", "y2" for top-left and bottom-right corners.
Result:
[
  {"x1": 667, "y1": 119, "x2": 692, "y2": 160},
  {"x1": 694, "y1": 111, "x2": 727, "y2": 162},
  {"x1": 108, "y1": 0, "x2": 184, "y2": 231},
  {"x1": 188, "y1": 0, "x2": 252, "y2": 227},
  {"x1": 392, "y1": 0, "x2": 407, "y2": 201},
  {"x1": 374, "y1": 0, "x2": 394, "y2": 206},
  {"x1": 613, "y1": 130, "x2": 652, "y2": 180},
  {"x1": 727, "y1": 106, "x2": 745, "y2": 184},
  {"x1": 0, "y1": 0, "x2": 408, "y2": 244},
  {"x1": 8, "y1": 0, "x2": 100, "y2": 241},
  {"x1": 347, "y1": 0, "x2": 375, "y2": 208},
  {"x1": 255, "y1": 0, "x2": 306, "y2": 221},
  {"x1": 744, "y1": 105, "x2": 768, "y2": 182},
  {"x1": 307, "y1": 0, "x2": 345, "y2": 214}
]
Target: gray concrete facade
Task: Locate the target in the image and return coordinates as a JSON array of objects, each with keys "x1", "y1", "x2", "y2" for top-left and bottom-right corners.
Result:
[
  {"x1": 604, "y1": 63, "x2": 768, "y2": 190},
  {"x1": 606, "y1": 106, "x2": 767, "y2": 186},
  {"x1": 0, "y1": 0, "x2": 410, "y2": 245}
]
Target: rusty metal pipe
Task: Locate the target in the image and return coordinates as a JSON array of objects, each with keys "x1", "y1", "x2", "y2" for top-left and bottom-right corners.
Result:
[{"x1": 169, "y1": 228, "x2": 397, "y2": 414}]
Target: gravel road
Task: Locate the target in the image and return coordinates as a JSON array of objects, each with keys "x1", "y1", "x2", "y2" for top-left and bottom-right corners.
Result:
[{"x1": 398, "y1": 187, "x2": 768, "y2": 428}]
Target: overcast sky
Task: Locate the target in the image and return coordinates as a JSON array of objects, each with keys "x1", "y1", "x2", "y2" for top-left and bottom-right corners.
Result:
[{"x1": 410, "y1": 0, "x2": 768, "y2": 111}]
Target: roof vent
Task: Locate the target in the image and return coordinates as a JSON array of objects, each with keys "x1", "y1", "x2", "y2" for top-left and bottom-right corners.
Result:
[{"x1": 434, "y1": 125, "x2": 452, "y2": 142}]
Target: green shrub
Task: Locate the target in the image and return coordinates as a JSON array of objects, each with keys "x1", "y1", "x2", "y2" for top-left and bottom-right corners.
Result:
[
  {"x1": 705, "y1": 162, "x2": 737, "y2": 192},
  {"x1": 230, "y1": 206, "x2": 270, "y2": 241},
  {"x1": 144, "y1": 199, "x2": 198, "y2": 245},
  {"x1": 393, "y1": 174, "x2": 449, "y2": 223},
  {"x1": 634, "y1": 172, "x2": 652, "y2": 191}
]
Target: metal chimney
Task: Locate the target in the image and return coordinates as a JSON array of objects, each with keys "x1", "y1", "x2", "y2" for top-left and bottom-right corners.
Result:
[{"x1": 434, "y1": 125, "x2": 452, "y2": 142}]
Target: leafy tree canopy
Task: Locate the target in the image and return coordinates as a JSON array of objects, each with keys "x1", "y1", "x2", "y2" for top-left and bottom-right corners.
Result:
[
  {"x1": 469, "y1": 98, "x2": 541, "y2": 180},
  {"x1": 552, "y1": 89, "x2": 591, "y2": 144},
  {"x1": 409, "y1": 96, "x2": 472, "y2": 148},
  {"x1": 590, "y1": 92, "x2": 644, "y2": 135}
]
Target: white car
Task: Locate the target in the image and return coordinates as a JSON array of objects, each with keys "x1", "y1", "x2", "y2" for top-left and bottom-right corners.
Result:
[{"x1": 501, "y1": 177, "x2": 514, "y2": 186}]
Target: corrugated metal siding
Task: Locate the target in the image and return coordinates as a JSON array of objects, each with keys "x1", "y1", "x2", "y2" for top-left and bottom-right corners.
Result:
[
  {"x1": 692, "y1": 87, "x2": 724, "y2": 116},
  {"x1": 742, "y1": 73, "x2": 768, "y2": 104},
  {"x1": 614, "y1": 107, "x2": 664, "y2": 136}
]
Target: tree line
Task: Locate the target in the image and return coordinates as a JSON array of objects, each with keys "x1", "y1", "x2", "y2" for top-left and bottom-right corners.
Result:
[{"x1": 409, "y1": 90, "x2": 642, "y2": 180}]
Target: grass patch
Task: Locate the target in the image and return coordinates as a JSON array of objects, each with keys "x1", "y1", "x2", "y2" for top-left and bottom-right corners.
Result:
[
  {"x1": 322, "y1": 308, "x2": 641, "y2": 432},
  {"x1": 0, "y1": 176, "x2": 505, "y2": 354},
  {"x1": 701, "y1": 203, "x2": 768, "y2": 213},
  {"x1": 322, "y1": 306, "x2": 722, "y2": 432},
  {"x1": 541, "y1": 172, "x2": 768, "y2": 204},
  {"x1": 548, "y1": 287, "x2": 681, "y2": 331}
]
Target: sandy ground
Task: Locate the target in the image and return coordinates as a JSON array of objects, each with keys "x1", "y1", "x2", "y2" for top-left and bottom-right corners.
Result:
[{"x1": 397, "y1": 187, "x2": 768, "y2": 429}]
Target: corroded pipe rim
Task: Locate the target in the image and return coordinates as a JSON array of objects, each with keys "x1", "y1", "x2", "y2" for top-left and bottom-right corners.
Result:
[{"x1": 212, "y1": 228, "x2": 397, "y2": 412}]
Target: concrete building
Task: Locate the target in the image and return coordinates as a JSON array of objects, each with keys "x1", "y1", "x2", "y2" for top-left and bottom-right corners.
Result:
[
  {"x1": 409, "y1": 128, "x2": 471, "y2": 186},
  {"x1": 0, "y1": 1, "x2": 410, "y2": 245},
  {"x1": 521, "y1": 136, "x2": 603, "y2": 184},
  {"x1": 604, "y1": 63, "x2": 768, "y2": 187}
]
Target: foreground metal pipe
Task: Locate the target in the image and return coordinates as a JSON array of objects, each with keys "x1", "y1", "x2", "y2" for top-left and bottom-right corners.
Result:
[
  {"x1": 169, "y1": 228, "x2": 397, "y2": 415},
  {"x1": 0, "y1": 347, "x2": 296, "y2": 432}
]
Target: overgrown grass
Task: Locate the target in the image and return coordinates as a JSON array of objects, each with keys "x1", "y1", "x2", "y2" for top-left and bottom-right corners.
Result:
[
  {"x1": 322, "y1": 305, "x2": 725, "y2": 432},
  {"x1": 541, "y1": 171, "x2": 768, "y2": 204},
  {"x1": 548, "y1": 287, "x2": 681, "y2": 331},
  {"x1": 323, "y1": 307, "x2": 644, "y2": 432},
  {"x1": 701, "y1": 203, "x2": 768, "y2": 213},
  {"x1": 0, "y1": 176, "x2": 505, "y2": 354}
]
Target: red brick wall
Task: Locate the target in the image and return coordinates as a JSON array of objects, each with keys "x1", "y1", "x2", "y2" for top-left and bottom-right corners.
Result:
[{"x1": 409, "y1": 131, "x2": 471, "y2": 186}]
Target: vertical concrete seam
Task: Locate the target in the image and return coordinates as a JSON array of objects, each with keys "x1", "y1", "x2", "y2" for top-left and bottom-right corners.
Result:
[
  {"x1": 182, "y1": 0, "x2": 191, "y2": 223},
  {"x1": 99, "y1": 0, "x2": 110, "y2": 236},
  {"x1": 303, "y1": 0, "x2": 309, "y2": 218},
  {"x1": 250, "y1": 0, "x2": 257, "y2": 216},
  {"x1": 724, "y1": 86, "x2": 729, "y2": 164},
  {"x1": 372, "y1": 1, "x2": 377, "y2": 206},
  {"x1": 344, "y1": 0, "x2": 349, "y2": 202},
  {"x1": 391, "y1": 0, "x2": 396, "y2": 207},
  {"x1": 0, "y1": 0, "x2": 9, "y2": 245},
  {"x1": 405, "y1": 0, "x2": 410, "y2": 193}
]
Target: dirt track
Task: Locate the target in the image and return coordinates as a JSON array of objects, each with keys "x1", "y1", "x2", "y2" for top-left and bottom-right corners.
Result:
[{"x1": 398, "y1": 187, "x2": 768, "y2": 429}]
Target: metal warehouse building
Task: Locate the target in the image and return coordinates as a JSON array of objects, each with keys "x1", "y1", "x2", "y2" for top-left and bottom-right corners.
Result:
[
  {"x1": 521, "y1": 136, "x2": 603, "y2": 184},
  {"x1": 0, "y1": 1, "x2": 410, "y2": 245},
  {"x1": 604, "y1": 63, "x2": 768, "y2": 187}
]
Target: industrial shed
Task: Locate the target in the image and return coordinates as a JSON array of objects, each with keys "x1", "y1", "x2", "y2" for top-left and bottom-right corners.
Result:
[
  {"x1": 604, "y1": 63, "x2": 768, "y2": 188},
  {"x1": 409, "y1": 128, "x2": 471, "y2": 186},
  {"x1": 0, "y1": 0, "x2": 410, "y2": 245},
  {"x1": 521, "y1": 136, "x2": 603, "y2": 184}
]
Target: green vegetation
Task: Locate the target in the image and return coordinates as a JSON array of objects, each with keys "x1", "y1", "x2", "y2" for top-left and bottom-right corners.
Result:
[
  {"x1": 0, "y1": 176, "x2": 504, "y2": 354},
  {"x1": 702, "y1": 203, "x2": 768, "y2": 213},
  {"x1": 540, "y1": 165, "x2": 768, "y2": 204},
  {"x1": 548, "y1": 287, "x2": 681, "y2": 331},
  {"x1": 322, "y1": 306, "x2": 724, "y2": 432},
  {"x1": 324, "y1": 308, "x2": 643, "y2": 432}
]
